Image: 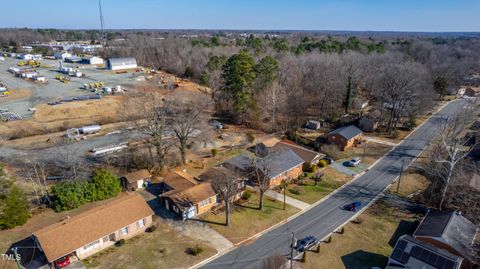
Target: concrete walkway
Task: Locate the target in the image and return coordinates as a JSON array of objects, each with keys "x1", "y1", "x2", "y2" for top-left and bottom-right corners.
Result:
[
  {"x1": 265, "y1": 189, "x2": 310, "y2": 210},
  {"x1": 364, "y1": 136, "x2": 398, "y2": 146}
]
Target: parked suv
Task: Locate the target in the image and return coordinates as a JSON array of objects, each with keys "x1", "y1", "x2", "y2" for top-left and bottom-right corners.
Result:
[{"x1": 294, "y1": 236, "x2": 319, "y2": 252}]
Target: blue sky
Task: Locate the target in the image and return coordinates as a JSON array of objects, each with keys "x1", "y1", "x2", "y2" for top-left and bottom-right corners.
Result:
[{"x1": 0, "y1": 0, "x2": 479, "y2": 31}]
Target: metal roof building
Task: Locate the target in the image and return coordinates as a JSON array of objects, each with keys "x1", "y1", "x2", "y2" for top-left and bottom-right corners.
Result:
[{"x1": 106, "y1": 57, "x2": 137, "y2": 70}]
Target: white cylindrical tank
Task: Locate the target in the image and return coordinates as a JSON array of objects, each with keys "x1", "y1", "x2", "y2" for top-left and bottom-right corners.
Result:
[{"x1": 80, "y1": 125, "x2": 101, "y2": 134}]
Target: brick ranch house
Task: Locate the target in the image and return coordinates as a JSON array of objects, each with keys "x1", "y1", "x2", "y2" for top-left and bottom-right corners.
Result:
[
  {"x1": 197, "y1": 166, "x2": 248, "y2": 202},
  {"x1": 224, "y1": 148, "x2": 304, "y2": 188},
  {"x1": 159, "y1": 171, "x2": 217, "y2": 220},
  {"x1": 326, "y1": 125, "x2": 363, "y2": 151},
  {"x1": 33, "y1": 194, "x2": 154, "y2": 265}
]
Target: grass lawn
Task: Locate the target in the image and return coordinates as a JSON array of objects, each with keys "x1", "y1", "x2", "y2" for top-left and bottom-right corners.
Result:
[
  {"x1": 285, "y1": 167, "x2": 352, "y2": 204},
  {"x1": 83, "y1": 221, "x2": 216, "y2": 269},
  {"x1": 387, "y1": 169, "x2": 430, "y2": 198},
  {"x1": 204, "y1": 192, "x2": 299, "y2": 244},
  {"x1": 300, "y1": 200, "x2": 422, "y2": 269}
]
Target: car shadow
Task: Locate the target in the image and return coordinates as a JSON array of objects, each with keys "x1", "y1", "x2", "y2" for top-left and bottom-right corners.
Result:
[{"x1": 341, "y1": 250, "x2": 388, "y2": 269}]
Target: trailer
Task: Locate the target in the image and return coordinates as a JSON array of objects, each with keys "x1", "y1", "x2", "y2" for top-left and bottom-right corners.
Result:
[{"x1": 89, "y1": 142, "x2": 128, "y2": 156}]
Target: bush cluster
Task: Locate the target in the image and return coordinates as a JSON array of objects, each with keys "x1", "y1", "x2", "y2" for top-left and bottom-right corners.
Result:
[
  {"x1": 187, "y1": 245, "x2": 204, "y2": 256},
  {"x1": 51, "y1": 169, "x2": 122, "y2": 212},
  {"x1": 241, "y1": 190, "x2": 252, "y2": 200}
]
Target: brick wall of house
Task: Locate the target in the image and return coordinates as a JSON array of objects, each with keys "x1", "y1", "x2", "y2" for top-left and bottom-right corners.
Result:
[
  {"x1": 269, "y1": 165, "x2": 303, "y2": 188},
  {"x1": 76, "y1": 215, "x2": 153, "y2": 260},
  {"x1": 196, "y1": 195, "x2": 217, "y2": 215},
  {"x1": 327, "y1": 134, "x2": 362, "y2": 151}
]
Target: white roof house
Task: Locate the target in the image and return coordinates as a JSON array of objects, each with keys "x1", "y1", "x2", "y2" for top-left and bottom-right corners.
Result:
[{"x1": 106, "y1": 57, "x2": 137, "y2": 71}]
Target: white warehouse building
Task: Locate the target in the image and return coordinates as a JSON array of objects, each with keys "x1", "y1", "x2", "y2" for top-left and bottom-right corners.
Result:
[{"x1": 106, "y1": 57, "x2": 137, "y2": 71}]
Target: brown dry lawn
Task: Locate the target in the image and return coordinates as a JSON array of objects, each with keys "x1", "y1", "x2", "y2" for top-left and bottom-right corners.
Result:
[
  {"x1": 204, "y1": 193, "x2": 299, "y2": 244},
  {"x1": 83, "y1": 221, "x2": 216, "y2": 269},
  {"x1": 348, "y1": 142, "x2": 393, "y2": 166},
  {"x1": 176, "y1": 148, "x2": 248, "y2": 177},
  {"x1": 285, "y1": 167, "x2": 352, "y2": 204},
  {"x1": 300, "y1": 200, "x2": 422, "y2": 269}
]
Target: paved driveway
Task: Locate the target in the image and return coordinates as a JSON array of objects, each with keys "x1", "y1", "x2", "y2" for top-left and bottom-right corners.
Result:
[{"x1": 199, "y1": 100, "x2": 464, "y2": 269}]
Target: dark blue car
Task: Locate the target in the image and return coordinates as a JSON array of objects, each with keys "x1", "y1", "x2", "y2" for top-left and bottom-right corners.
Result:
[
  {"x1": 343, "y1": 201, "x2": 362, "y2": 212},
  {"x1": 294, "y1": 236, "x2": 319, "y2": 252}
]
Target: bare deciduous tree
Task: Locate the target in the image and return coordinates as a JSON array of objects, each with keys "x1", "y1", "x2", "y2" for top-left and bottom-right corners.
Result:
[
  {"x1": 251, "y1": 157, "x2": 272, "y2": 211},
  {"x1": 209, "y1": 168, "x2": 245, "y2": 226}
]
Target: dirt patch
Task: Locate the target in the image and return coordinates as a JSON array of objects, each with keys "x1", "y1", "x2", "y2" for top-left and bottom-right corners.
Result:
[{"x1": 0, "y1": 88, "x2": 31, "y2": 102}]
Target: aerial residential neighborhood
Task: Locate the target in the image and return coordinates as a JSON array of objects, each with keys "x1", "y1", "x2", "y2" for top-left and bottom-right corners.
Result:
[{"x1": 0, "y1": 1, "x2": 479, "y2": 269}]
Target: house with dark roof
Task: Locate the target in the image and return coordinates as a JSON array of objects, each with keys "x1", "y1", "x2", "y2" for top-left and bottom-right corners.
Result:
[
  {"x1": 33, "y1": 194, "x2": 154, "y2": 264},
  {"x1": 197, "y1": 166, "x2": 247, "y2": 202},
  {"x1": 121, "y1": 169, "x2": 152, "y2": 191},
  {"x1": 387, "y1": 235, "x2": 464, "y2": 269},
  {"x1": 273, "y1": 140, "x2": 325, "y2": 165},
  {"x1": 159, "y1": 171, "x2": 217, "y2": 220},
  {"x1": 327, "y1": 125, "x2": 363, "y2": 151},
  {"x1": 413, "y1": 210, "x2": 478, "y2": 268},
  {"x1": 223, "y1": 148, "x2": 304, "y2": 188}
]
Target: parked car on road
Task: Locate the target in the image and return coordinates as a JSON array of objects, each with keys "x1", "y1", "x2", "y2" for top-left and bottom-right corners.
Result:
[
  {"x1": 343, "y1": 201, "x2": 362, "y2": 212},
  {"x1": 54, "y1": 256, "x2": 70, "y2": 268},
  {"x1": 294, "y1": 236, "x2": 319, "y2": 252},
  {"x1": 346, "y1": 157, "x2": 361, "y2": 167}
]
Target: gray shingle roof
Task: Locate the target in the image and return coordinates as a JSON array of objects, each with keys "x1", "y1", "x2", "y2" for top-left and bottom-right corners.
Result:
[
  {"x1": 328, "y1": 125, "x2": 363, "y2": 140},
  {"x1": 257, "y1": 148, "x2": 304, "y2": 178},
  {"x1": 414, "y1": 210, "x2": 478, "y2": 261}
]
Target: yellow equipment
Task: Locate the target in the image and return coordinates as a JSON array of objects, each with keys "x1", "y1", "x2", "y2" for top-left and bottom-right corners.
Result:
[{"x1": 17, "y1": 61, "x2": 25, "y2": 66}]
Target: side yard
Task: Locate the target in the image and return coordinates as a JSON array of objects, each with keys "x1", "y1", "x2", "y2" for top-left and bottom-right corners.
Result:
[{"x1": 204, "y1": 192, "x2": 299, "y2": 244}]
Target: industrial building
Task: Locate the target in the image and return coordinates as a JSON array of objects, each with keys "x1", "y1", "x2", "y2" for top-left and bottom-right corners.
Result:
[
  {"x1": 53, "y1": 51, "x2": 72, "y2": 60},
  {"x1": 106, "y1": 57, "x2": 137, "y2": 71},
  {"x1": 83, "y1": 56, "x2": 104, "y2": 65}
]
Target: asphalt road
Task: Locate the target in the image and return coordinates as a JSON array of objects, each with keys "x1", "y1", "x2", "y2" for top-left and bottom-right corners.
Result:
[{"x1": 200, "y1": 100, "x2": 467, "y2": 269}]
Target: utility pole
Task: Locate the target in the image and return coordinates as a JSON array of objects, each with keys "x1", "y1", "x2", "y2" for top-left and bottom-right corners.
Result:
[
  {"x1": 362, "y1": 144, "x2": 366, "y2": 161},
  {"x1": 283, "y1": 179, "x2": 286, "y2": 210},
  {"x1": 290, "y1": 232, "x2": 296, "y2": 269},
  {"x1": 396, "y1": 158, "x2": 405, "y2": 193}
]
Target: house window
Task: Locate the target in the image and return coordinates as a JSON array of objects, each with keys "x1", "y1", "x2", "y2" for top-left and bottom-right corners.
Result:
[
  {"x1": 120, "y1": 226, "x2": 129, "y2": 236},
  {"x1": 83, "y1": 240, "x2": 100, "y2": 251},
  {"x1": 137, "y1": 219, "x2": 145, "y2": 228},
  {"x1": 173, "y1": 205, "x2": 179, "y2": 213},
  {"x1": 199, "y1": 198, "x2": 211, "y2": 207}
]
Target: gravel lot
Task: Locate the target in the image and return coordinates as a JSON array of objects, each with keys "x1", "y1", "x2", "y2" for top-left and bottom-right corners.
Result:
[{"x1": 0, "y1": 56, "x2": 145, "y2": 118}]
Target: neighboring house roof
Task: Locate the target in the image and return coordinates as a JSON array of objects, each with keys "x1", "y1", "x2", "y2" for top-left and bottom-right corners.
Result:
[
  {"x1": 257, "y1": 148, "x2": 304, "y2": 178},
  {"x1": 387, "y1": 235, "x2": 463, "y2": 269},
  {"x1": 414, "y1": 210, "x2": 478, "y2": 261},
  {"x1": 161, "y1": 171, "x2": 197, "y2": 191},
  {"x1": 197, "y1": 166, "x2": 246, "y2": 183},
  {"x1": 224, "y1": 155, "x2": 253, "y2": 172},
  {"x1": 273, "y1": 141, "x2": 325, "y2": 164},
  {"x1": 123, "y1": 169, "x2": 151, "y2": 184},
  {"x1": 328, "y1": 125, "x2": 363, "y2": 140},
  {"x1": 161, "y1": 183, "x2": 216, "y2": 211},
  {"x1": 33, "y1": 194, "x2": 154, "y2": 263}
]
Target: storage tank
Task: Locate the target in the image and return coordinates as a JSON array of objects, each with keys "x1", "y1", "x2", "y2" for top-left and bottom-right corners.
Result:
[{"x1": 79, "y1": 125, "x2": 101, "y2": 134}]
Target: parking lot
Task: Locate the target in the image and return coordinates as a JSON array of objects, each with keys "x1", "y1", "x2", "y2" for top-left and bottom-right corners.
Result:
[{"x1": 0, "y1": 57, "x2": 146, "y2": 118}]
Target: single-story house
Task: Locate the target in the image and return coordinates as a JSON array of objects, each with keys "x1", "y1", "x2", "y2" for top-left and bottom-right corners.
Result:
[
  {"x1": 33, "y1": 194, "x2": 154, "y2": 265},
  {"x1": 387, "y1": 235, "x2": 463, "y2": 269},
  {"x1": 273, "y1": 140, "x2": 325, "y2": 165},
  {"x1": 327, "y1": 125, "x2": 363, "y2": 151},
  {"x1": 413, "y1": 210, "x2": 478, "y2": 268},
  {"x1": 121, "y1": 169, "x2": 152, "y2": 191},
  {"x1": 197, "y1": 166, "x2": 247, "y2": 201},
  {"x1": 357, "y1": 116, "x2": 379, "y2": 132},
  {"x1": 159, "y1": 171, "x2": 217, "y2": 220},
  {"x1": 465, "y1": 86, "x2": 480, "y2": 97}
]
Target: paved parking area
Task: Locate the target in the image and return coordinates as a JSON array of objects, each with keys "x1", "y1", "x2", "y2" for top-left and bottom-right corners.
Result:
[{"x1": 330, "y1": 159, "x2": 368, "y2": 176}]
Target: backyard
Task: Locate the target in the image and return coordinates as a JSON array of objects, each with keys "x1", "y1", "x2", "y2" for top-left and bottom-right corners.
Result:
[{"x1": 204, "y1": 192, "x2": 299, "y2": 244}]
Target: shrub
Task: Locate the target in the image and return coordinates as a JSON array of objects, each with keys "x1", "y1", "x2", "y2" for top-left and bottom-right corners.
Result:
[
  {"x1": 211, "y1": 148, "x2": 218, "y2": 157},
  {"x1": 318, "y1": 159, "x2": 328, "y2": 168},
  {"x1": 405, "y1": 113, "x2": 418, "y2": 131},
  {"x1": 187, "y1": 245, "x2": 204, "y2": 256},
  {"x1": 148, "y1": 225, "x2": 157, "y2": 233},
  {"x1": 246, "y1": 132, "x2": 255, "y2": 144},
  {"x1": 289, "y1": 186, "x2": 303, "y2": 195},
  {"x1": 302, "y1": 163, "x2": 318, "y2": 173},
  {"x1": 241, "y1": 190, "x2": 252, "y2": 200}
]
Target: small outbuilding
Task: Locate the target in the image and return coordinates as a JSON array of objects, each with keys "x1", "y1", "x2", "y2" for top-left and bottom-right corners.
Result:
[
  {"x1": 106, "y1": 57, "x2": 137, "y2": 71},
  {"x1": 121, "y1": 169, "x2": 152, "y2": 191},
  {"x1": 305, "y1": 120, "x2": 321, "y2": 130},
  {"x1": 327, "y1": 125, "x2": 363, "y2": 151}
]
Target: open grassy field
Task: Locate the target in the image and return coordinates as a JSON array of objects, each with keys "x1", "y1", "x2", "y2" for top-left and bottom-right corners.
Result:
[
  {"x1": 204, "y1": 192, "x2": 299, "y2": 244},
  {"x1": 285, "y1": 167, "x2": 352, "y2": 204},
  {"x1": 300, "y1": 200, "x2": 422, "y2": 269},
  {"x1": 83, "y1": 221, "x2": 216, "y2": 269}
]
